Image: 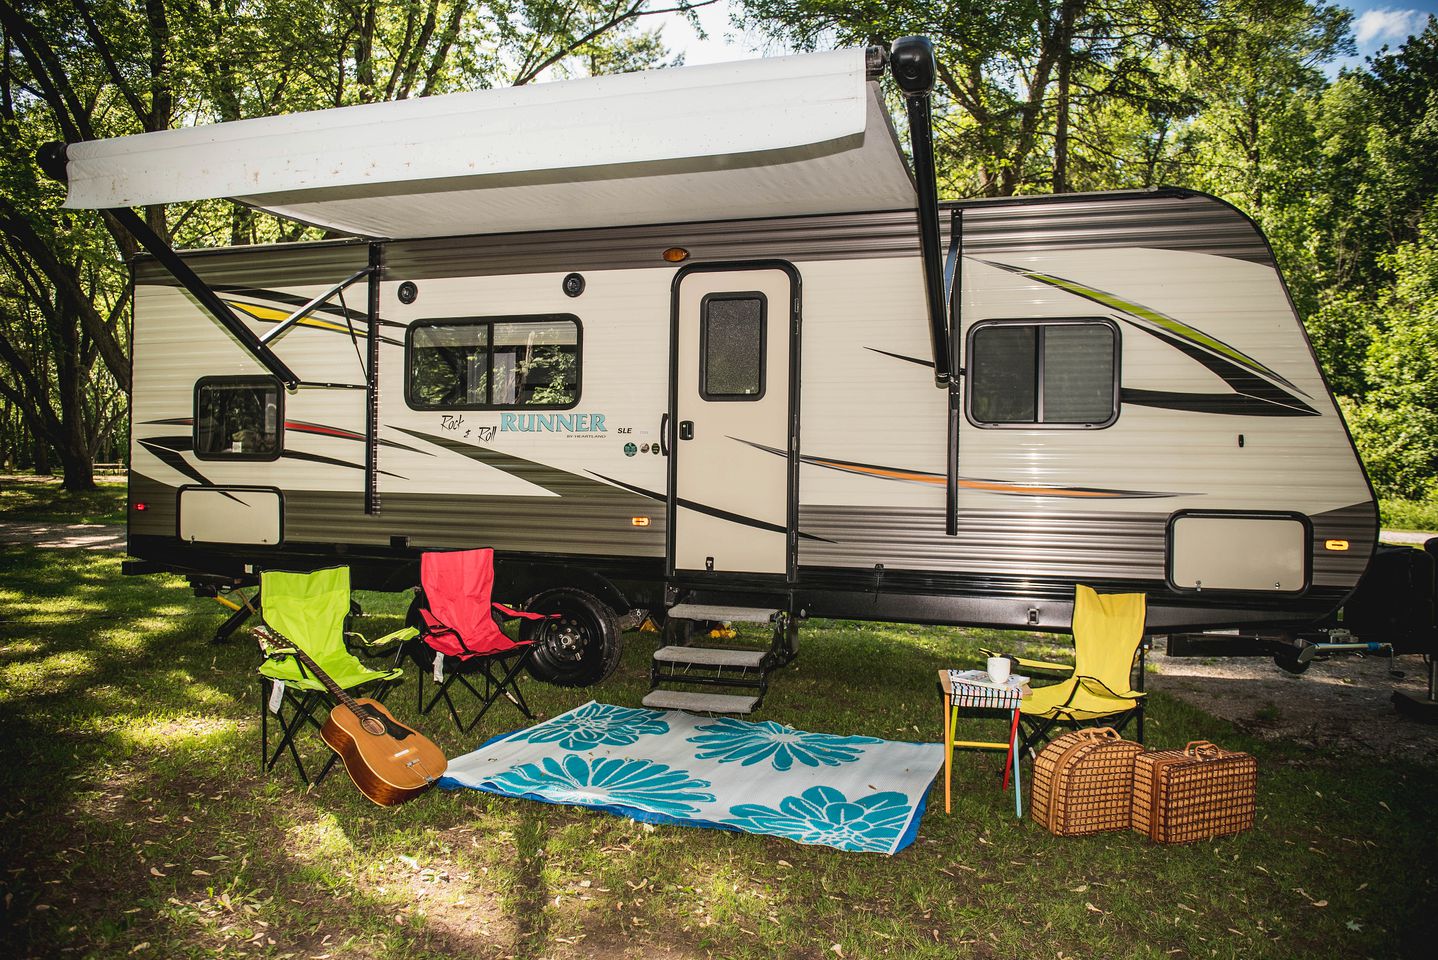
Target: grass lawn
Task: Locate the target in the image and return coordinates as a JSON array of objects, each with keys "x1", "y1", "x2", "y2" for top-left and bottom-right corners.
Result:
[
  {"x1": 1381, "y1": 499, "x2": 1438, "y2": 534},
  {"x1": 0, "y1": 474, "x2": 127, "y2": 525},
  {"x1": 2, "y1": 547, "x2": 1435, "y2": 958}
]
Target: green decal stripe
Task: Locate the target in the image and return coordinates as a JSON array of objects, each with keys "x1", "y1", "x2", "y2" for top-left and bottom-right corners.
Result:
[{"x1": 1021, "y1": 270, "x2": 1291, "y2": 388}]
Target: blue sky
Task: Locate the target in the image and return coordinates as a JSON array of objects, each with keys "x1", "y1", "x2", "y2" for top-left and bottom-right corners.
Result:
[
  {"x1": 1334, "y1": 2, "x2": 1437, "y2": 69},
  {"x1": 656, "y1": 2, "x2": 1438, "y2": 70}
]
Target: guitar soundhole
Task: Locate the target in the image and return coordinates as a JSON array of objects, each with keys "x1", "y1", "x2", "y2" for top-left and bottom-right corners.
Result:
[{"x1": 360, "y1": 716, "x2": 387, "y2": 737}]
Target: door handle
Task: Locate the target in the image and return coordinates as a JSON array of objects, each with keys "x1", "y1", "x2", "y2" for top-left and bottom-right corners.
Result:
[
  {"x1": 679, "y1": 420, "x2": 694, "y2": 441},
  {"x1": 659, "y1": 413, "x2": 670, "y2": 456}
]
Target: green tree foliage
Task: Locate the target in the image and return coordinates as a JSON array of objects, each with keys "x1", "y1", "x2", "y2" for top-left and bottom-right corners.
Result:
[
  {"x1": 0, "y1": 0, "x2": 707, "y2": 487},
  {"x1": 1343, "y1": 204, "x2": 1438, "y2": 501}
]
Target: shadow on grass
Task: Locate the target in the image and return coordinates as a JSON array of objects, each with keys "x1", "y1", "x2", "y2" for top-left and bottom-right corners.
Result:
[{"x1": 4, "y1": 543, "x2": 1438, "y2": 959}]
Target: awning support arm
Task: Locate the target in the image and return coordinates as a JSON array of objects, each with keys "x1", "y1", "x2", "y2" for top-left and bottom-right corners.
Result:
[
  {"x1": 37, "y1": 141, "x2": 302, "y2": 389},
  {"x1": 108, "y1": 206, "x2": 303, "y2": 390},
  {"x1": 259, "y1": 267, "x2": 374, "y2": 345},
  {"x1": 945, "y1": 208, "x2": 962, "y2": 536},
  {"x1": 364, "y1": 243, "x2": 382, "y2": 516},
  {"x1": 890, "y1": 36, "x2": 951, "y2": 388},
  {"x1": 943, "y1": 211, "x2": 966, "y2": 537}
]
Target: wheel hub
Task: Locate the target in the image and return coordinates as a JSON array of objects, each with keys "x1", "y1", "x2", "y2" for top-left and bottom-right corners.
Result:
[{"x1": 550, "y1": 619, "x2": 587, "y2": 661}]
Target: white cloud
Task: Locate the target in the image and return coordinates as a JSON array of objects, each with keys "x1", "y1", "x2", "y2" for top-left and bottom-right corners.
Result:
[{"x1": 1353, "y1": 8, "x2": 1426, "y2": 47}]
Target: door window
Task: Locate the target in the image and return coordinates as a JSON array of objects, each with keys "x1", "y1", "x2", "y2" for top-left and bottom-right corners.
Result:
[{"x1": 700, "y1": 293, "x2": 766, "y2": 400}]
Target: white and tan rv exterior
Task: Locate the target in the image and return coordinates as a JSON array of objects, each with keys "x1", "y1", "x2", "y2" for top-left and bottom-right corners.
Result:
[{"x1": 49, "y1": 41, "x2": 1377, "y2": 690}]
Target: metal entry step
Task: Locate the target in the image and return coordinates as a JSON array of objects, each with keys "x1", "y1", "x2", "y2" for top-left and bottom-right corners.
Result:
[
  {"x1": 665, "y1": 604, "x2": 780, "y2": 624},
  {"x1": 642, "y1": 689, "x2": 760, "y2": 715},
  {"x1": 653, "y1": 645, "x2": 767, "y2": 668}
]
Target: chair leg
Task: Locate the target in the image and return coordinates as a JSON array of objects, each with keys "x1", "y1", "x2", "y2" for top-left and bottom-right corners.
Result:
[
  {"x1": 315, "y1": 751, "x2": 340, "y2": 786},
  {"x1": 1019, "y1": 714, "x2": 1060, "y2": 758},
  {"x1": 424, "y1": 671, "x2": 472, "y2": 731},
  {"x1": 260, "y1": 679, "x2": 268, "y2": 774},
  {"x1": 465, "y1": 650, "x2": 534, "y2": 733},
  {"x1": 480, "y1": 648, "x2": 533, "y2": 717},
  {"x1": 265, "y1": 690, "x2": 326, "y2": 785}
]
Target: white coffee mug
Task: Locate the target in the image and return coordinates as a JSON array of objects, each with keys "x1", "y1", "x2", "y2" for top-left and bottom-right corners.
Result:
[{"x1": 986, "y1": 656, "x2": 1012, "y2": 684}]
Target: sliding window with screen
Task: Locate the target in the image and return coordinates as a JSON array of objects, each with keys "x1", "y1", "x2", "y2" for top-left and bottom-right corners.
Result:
[
  {"x1": 965, "y1": 319, "x2": 1119, "y2": 428},
  {"x1": 405, "y1": 315, "x2": 581, "y2": 410}
]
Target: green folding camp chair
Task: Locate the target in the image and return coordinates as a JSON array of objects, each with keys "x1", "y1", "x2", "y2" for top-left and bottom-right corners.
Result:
[
  {"x1": 256, "y1": 566, "x2": 415, "y2": 785},
  {"x1": 1004, "y1": 585, "x2": 1149, "y2": 756}
]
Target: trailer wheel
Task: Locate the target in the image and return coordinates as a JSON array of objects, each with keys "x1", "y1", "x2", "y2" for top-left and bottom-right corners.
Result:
[{"x1": 522, "y1": 588, "x2": 623, "y2": 687}]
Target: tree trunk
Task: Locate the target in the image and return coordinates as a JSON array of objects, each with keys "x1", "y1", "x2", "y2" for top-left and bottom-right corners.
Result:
[
  {"x1": 56, "y1": 434, "x2": 95, "y2": 490},
  {"x1": 32, "y1": 436, "x2": 51, "y2": 475},
  {"x1": 1053, "y1": 0, "x2": 1078, "y2": 193}
]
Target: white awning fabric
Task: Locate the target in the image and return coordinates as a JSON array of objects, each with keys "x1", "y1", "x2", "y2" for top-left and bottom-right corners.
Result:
[{"x1": 61, "y1": 48, "x2": 916, "y2": 239}]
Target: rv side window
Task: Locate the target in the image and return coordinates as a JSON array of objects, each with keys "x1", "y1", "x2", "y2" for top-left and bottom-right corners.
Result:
[
  {"x1": 193, "y1": 376, "x2": 282, "y2": 460},
  {"x1": 406, "y1": 315, "x2": 580, "y2": 410},
  {"x1": 700, "y1": 293, "x2": 766, "y2": 400},
  {"x1": 967, "y1": 320, "x2": 1118, "y2": 427}
]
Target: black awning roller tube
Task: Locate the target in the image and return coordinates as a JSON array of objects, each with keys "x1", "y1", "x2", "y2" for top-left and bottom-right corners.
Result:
[{"x1": 889, "y1": 36, "x2": 951, "y2": 388}]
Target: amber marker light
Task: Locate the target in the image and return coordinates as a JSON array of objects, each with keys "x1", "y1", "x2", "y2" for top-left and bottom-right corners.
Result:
[
  {"x1": 1325, "y1": 539, "x2": 1349, "y2": 551},
  {"x1": 631, "y1": 517, "x2": 651, "y2": 527},
  {"x1": 662, "y1": 247, "x2": 689, "y2": 263}
]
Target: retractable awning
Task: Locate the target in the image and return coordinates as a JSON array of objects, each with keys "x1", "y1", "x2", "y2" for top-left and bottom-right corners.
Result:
[{"x1": 59, "y1": 47, "x2": 915, "y2": 239}]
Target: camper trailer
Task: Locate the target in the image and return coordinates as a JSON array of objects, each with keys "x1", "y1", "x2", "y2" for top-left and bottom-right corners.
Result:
[{"x1": 46, "y1": 40, "x2": 1378, "y2": 711}]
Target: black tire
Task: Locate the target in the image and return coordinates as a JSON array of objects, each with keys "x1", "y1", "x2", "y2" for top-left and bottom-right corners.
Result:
[{"x1": 522, "y1": 588, "x2": 623, "y2": 687}]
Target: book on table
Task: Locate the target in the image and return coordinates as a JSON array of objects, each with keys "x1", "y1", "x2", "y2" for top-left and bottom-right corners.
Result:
[{"x1": 947, "y1": 670, "x2": 1030, "y2": 708}]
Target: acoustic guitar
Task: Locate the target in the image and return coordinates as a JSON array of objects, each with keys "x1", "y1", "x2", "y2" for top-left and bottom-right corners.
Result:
[{"x1": 253, "y1": 626, "x2": 448, "y2": 805}]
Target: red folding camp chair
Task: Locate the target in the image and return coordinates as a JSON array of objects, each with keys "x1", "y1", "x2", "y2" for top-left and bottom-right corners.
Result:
[{"x1": 402, "y1": 548, "x2": 558, "y2": 733}]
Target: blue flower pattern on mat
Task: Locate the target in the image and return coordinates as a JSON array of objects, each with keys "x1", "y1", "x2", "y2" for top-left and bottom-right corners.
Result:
[
  {"x1": 722, "y1": 785, "x2": 914, "y2": 853},
  {"x1": 488, "y1": 755, "x2": 715, "y2": 817},
  {"x1": 509, "y1": 702, "x2": 669, "y2": 751},
  {"x1": 688, "y1": 717, "x2": 882, "y2": 771}
]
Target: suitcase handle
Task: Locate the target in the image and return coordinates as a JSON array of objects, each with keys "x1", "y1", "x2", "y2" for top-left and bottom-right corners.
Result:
[
  {"x1": 1076, "y1": 727, "x2": 1120, "y2": 740},
  {"x1": 1184, "y1": 740, "x2": 1222, "y2": 758}
]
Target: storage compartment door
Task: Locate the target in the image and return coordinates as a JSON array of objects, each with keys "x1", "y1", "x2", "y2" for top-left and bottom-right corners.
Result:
[
  {"x1": 1169, "y1": 514, "x2": 1307, "y2": 592},
  {"x1": 178, "y1": 488, "x2": 282, "y2": 545}
]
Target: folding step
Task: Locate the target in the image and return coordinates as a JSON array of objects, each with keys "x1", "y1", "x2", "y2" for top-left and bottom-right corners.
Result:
[
  {"x1": 665, "y1": 603, "x2": 780, "y2": 624},
  {"x1": 642, "y1": 689, "x2": 760, "y2": 715},
  {"x1": 653, "y1": 645, "x2": 767, "y2": 668}
]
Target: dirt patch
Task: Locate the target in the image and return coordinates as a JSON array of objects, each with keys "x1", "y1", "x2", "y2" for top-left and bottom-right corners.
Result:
[
  {"x1": 1149, "y1": 640, "x2": 1438, "y2": 765},
  {"x1": 0, "y1": 520, "x2": 124, "y2": 551}
]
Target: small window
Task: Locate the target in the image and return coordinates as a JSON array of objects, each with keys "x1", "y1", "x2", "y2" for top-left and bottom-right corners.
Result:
[
  {"x1": 406, "y1": 315, "x2": 580, "y2": 410},
  {"x1": 194, "y1": 376, "x2": 282, "y2": 460},
  {"x1": 701, "y1": 293, "x2": 766, "y2": 400},
  {"x1": 967, "y1": 320, "x2": 1118, "y2": 427}
]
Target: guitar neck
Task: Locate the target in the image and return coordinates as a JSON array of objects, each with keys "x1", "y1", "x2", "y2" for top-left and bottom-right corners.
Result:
[{"x1": 259, "y1": 628, "x2": 365, "y2": 718}]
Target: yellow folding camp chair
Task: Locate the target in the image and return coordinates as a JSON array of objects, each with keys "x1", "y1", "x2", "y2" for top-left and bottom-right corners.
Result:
[{"x1": 1013, "y1": 585, "x2": 1148, "y2": 756}]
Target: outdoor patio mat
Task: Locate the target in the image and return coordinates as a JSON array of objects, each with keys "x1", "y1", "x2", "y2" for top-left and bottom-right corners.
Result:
[{"x1": 439, "y1": 701, "x2": 945, "y2": 854}]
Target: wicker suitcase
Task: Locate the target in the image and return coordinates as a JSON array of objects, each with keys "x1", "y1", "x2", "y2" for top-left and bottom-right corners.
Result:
[
  {"x1": 1030, "y1": 727, "x2": 1144, "y2": 836},
  {"x1": 1131, "y1": 740, "x2": 1257, "y2": 844}
]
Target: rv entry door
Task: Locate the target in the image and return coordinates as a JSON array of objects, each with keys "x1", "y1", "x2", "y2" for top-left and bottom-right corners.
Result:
[{"x1": 670, "y1": 266, "x2": 796, "y2": 578}]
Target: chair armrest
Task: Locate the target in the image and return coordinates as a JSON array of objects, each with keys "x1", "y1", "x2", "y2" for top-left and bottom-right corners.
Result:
[
  {"x1": 493, "y1": 602, "x2": 560, "y2": 621},
  {"x1": 345, "y1": 626, "x2": 419, "y2": 654},
  {"x1": 977, "y1": 647, "x2": 1075, "y2": 676},
  {"x1": 1075, "y1": 674, "x2": 1145, "y2": 701}
]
